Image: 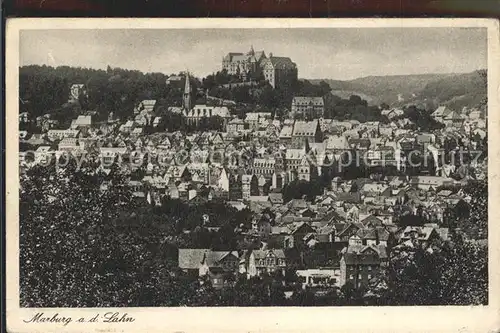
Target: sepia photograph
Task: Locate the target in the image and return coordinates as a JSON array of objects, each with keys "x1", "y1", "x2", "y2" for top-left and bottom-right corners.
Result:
[{"x1": 5, "y1": 18, "x2": 500, "y2": 333}]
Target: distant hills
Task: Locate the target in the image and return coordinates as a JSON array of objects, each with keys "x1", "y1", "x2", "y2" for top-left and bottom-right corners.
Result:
[{"x1": 308, "y1": 69, "x2": 487, "y2": 111}]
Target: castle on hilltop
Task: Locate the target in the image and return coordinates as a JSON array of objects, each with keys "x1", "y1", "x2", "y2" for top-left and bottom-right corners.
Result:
[{"x1": 221, "y1": 46, "x2": 298, "y2": 89}]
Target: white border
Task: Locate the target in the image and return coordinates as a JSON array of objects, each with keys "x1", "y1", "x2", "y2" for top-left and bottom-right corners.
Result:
[{"x1": 6, "y1": 18, "x2": 500, "y2": 333}]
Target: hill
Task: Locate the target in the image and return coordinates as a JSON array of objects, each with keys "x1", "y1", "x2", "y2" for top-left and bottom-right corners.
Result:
[
  {"x1": 411, "y1": 70, "x2": 487, "y2": 111},
  {"x1": 309, "y1": 70, "x2": 487, "y2": 110},
  {"x1": 328, "y1": 90, "x2": 375, "y2": 104}
]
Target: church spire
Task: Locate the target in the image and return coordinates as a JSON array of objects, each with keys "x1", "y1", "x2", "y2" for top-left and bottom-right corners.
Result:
[
  {"x1": 183, "y1": 71, "x2": 192, "y2": 111},
  {"x1": 184, "y1": 71, "x2": 191, "y2": 94}
]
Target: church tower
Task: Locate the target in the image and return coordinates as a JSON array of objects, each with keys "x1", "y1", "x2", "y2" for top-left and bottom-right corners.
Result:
[{"x1": 183, "y1": 71, "x2": 192, "y2": 111}]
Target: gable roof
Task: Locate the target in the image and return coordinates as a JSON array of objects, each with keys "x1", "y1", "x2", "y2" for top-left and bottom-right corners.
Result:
[
  {"x1": 348, "y1": 138, "x2": 371, "y2": 149},
  {"x1": 343, "y1": 252, "x2": 381, "y2": 265},
  {"x1": 356, "y1": 227, "x2": 390, "y2": 241},
  {"x1": 360, "y1": 215, "x2": 384, "y2": 227},
  {"x1": 292, "y1": 120, "x2": 319, "y2": 137},
  {"x1": 287, "y1": 221, "x2": 315, "y2": 234},
  {"x1": 72, "y1": 115, "x2": 92, "y2": 127},
  {"x1": 178, "y1": 249, "x2": 209, "y2": 269},
  {"x1": 344, "y1": 243, "x2": 388, "y2": 259},
  {"x1": 288, "y1": 198, "x2": 308, "y2": 209},
  {"x1": 361, "y1": 183, "x2": 389, "y2": 194},
  {"x1": 252, "y1": 249, "x2": 286, "y2": 259},
  {"x1": 443, "y1": 111, "x2": 466, "y2": 121},
  {"x1": 338, "y1": 222, "x2": 364, "y2": 237},
  {"x1": 279, "y1": 125, "x2": 294, "y2": 138},
  {"x1": 269, "y1": 192, "x2": 284, "y2": 204},
  {"x1": 285, "y1": 148, "x2": 306, "y2": 160},
  {"x1": 400, "y1": 226, "x2": 437, "y2": 241},
  {"x1": 292, "y1": 96, "x2": 324, "y2": 106},
  {"x1": 335, "y1": 192, "x2": 361, "y2": 204},
  {"x1": 178, "y1": 249, "x2": 239, "y2": 269},
  {"x1": 263, "y1": 56, "x2": 296, "y2": 70},
  {"x1": 410, "y1": 176, "x2": 447, "y2": 186},
  {"x1": 326, "y1": 135, "x2": 349, "y2": 150},
  {"x1": 432, "y1": 106, "x2": 452, "y2": 117}
]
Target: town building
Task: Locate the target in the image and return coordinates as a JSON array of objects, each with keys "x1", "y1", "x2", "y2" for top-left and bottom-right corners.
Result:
[
  {"x1": 260, "y1": 54, "x2": 298, "y2": 89},
  {"x1": 242, "y1": 174, "x2": 259, "y2": 200},
  {"x1": 291, "y1": 97, "x2": 325, "y2": 119},
  {"x1": 431, "y1": 106, "x2": 452, "y2": 123},
  {"x1": 245, "y1": 112, "x2": 272, "y2": 130},
  {"x1": 166, "y1": 75, "x2": 184, "y2": 87},
  {"x1": 226, "y1": 118, "x2": 245, "y2": 133},
  {"x1": 222, "y1": 46, "x2": 267, "y2": 80},
  {"x1": 252, "y1": 157, "x2": 277, "y2": 177},
  {"x1": 46, "y1": 129, "x2": 80, "y2": 141},
  {"x1": 178, "y1": 249, "x2": 239, "y2": 289},
  {"x1": 58, "y1": 138, "x2": 83, "y2": 152},
  {"x1": 70, "y1": 115, "x2": 92, "y2": 131},
  {"x1": 19, "y1": 112, "x2": 29, "y2": 123},
  {"x1": 442, "y1": 111, "x2": 466, "y2": 127},
  {"x1": 182, "y1": 105, "x2": 231, "y2": 125},
  {"x1": 296, "y1": 268, "x2": 341, "y2": 289},
  {"x1": 239, "y1": 249, "x2": 287, "y2": 277},
  {"x1": 291, "y1": 120, "x2": 323, "y2": 148},
  {"x1": 134, "y1": 100, "x2": 157, "y2": 114},
  {"x1": 69, "y1": 83, "x2": 86, "y2": 102},
  {"x1": 339, "y1": 244, "x2": 387, "y2": 288}
]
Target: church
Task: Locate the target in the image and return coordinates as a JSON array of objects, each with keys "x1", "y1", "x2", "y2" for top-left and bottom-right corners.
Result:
[{"x1": 181, "y1": 72, "x2": 231, "y2": 126}]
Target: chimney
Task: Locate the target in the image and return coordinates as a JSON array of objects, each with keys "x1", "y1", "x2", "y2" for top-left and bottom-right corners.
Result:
[{"x1": 269, "y1": 52, "x2": 273, "y2": 58}]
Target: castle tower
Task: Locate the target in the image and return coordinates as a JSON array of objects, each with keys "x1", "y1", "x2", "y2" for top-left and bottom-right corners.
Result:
[{"x1": 183, "y1": 71, "x2": 192, "y2": 111}]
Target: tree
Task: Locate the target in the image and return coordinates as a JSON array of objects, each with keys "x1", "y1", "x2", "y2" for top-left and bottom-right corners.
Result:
[
  {"x1": 437, "y1": 234, "x2": 488, "y2": 305},
  {"x1": 455, "y1": 180, "x2": 487, "y2": 239},
  {"x1": 382, "y1": 244, "x2": 444, "y2": 305},
  {"x1": 399, "y1": 105, "x2": 445, "y2": 132},
  {"x1": 290, "y1": 289, "x2": 316, "y2": 306},
  {"x1": 20, "y1": 65, "x2": 172, "y2": 122},
  {"x1": 218, "y1": 276, "x2": 274, "y2": 306},
  {"x1": 340, "y1": 281, "x2": 364, "y2": 305},
  {"x1": 282, "y1": 179, "x2": 325, "y2": 203},
  {"x1": 340, "y1": 150, "x2": 367, "y2": 179},
  {"x1": 20, "y1": 160, "x2": 132, "y2": 306},
  {"x1": 399, "y1": 214, "x2": 426, "y2": 227},
  {"x1": 19, "y1": 160, "x2": 194, "y2": 307},
  {"x1": 372, "y1": 232, "x2": 488, "y2": 306}
]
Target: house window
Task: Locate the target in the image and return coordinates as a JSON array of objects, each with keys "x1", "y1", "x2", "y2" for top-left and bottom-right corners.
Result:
[
  {"x1": 358, "y1": 274, "x2": 362, "y2": 280},
  {"x1": 368, "y1": 266, "x2": 372, "y2": 271},
  {"x1": 368, "y1": 274, "x2": 372, "y2": 279},
  {"x1": 349, "y1": 274, "x2": 354, "y2": 280}
]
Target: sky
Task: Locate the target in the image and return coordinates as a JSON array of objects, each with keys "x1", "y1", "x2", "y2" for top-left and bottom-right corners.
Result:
[{"x1": 19, "y1": 28, "x2": 487, "y2": 80}]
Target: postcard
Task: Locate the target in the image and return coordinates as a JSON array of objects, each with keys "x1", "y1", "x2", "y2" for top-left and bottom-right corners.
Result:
[{"x1": 5, "y1": 18, "x2": 500, "y2": 333}]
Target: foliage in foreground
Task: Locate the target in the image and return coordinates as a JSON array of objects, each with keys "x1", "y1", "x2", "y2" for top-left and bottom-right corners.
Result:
[{"x1": 20, "y1": 162, "x2": 488, "y2": 307}]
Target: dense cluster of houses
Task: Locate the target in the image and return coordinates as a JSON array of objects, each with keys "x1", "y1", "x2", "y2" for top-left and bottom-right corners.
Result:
[
  {"x1": 19, "y1": 71, "x2": 487, "y2": 294},
  {"x1": 177, "y1": 180, "x2": 464, "y2": 290}
]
